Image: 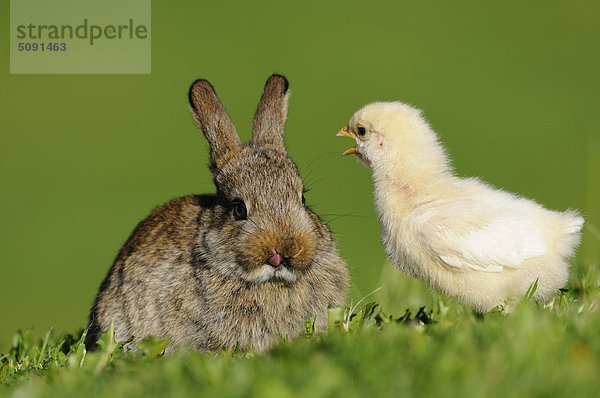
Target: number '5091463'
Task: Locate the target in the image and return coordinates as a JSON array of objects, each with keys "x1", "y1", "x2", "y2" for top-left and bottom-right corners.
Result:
[{"x1": 17, "y1": 43, "x2": 67, "y2": 51}]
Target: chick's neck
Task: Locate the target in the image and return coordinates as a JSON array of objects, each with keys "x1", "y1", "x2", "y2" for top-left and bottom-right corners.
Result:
[{"x1": 369, "y1": 144, "x2": 454, "y2": 218}]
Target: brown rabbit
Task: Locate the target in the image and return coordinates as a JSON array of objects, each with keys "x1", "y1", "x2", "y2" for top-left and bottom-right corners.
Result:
[{"x1": 85, "y1": 75, "x2": 349, "y2": 353}]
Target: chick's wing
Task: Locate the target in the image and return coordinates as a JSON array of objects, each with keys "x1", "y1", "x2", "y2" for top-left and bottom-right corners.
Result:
[{"x1": 410, "y1": 195, "x2": 547, "y2": 273}]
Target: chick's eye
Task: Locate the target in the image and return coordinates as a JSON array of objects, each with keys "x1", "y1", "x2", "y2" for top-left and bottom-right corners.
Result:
[
  {"x1": 232, "y1": 200, "x2": 247, "y2": 220},
  {"x1": 357, "y1": 126, "x2": 366, "y2": 136}
]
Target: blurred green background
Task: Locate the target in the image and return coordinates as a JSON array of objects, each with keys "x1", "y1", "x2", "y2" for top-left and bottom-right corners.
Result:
[{"x1": 1, "y1": 0, "x2": 598, "y2": 350}]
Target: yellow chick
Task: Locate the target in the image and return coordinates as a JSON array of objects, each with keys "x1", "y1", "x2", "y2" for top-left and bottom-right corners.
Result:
[{"x1": 338, "y1": 102, "x2": 584, "y2": 312}]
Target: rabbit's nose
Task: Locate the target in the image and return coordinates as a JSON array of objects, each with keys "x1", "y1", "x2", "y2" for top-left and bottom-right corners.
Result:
[{"x1": 268, "y1": 253, "x2": 284, "y2": 267}]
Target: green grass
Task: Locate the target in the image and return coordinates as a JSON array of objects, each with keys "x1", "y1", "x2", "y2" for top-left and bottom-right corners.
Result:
[{"x1": 2, "y1": 259, "x2": 599, "y2": 398}]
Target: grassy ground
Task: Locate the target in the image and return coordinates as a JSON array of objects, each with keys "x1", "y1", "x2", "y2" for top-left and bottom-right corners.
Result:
[{"x1": 2, "y1": 258, "x2": 598, "y2": 398}]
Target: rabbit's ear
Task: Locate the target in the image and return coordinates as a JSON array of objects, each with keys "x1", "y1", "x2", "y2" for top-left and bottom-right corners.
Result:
[
  {"x1": 251, "y1": 74, "x2": 290, "y2": 153},
  {"x1": 189, "y1": 79, "x2": 242, "y2": 170}
]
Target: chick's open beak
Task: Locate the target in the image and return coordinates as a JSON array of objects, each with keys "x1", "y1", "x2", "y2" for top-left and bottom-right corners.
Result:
[{"x1": 336, "y1": 126, "x2": 357, "y2": 156}]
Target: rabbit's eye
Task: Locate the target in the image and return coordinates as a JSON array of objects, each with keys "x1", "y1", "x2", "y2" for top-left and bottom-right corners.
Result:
[
  {"x1": 301, "y1": 188, "x2": 309, "y2": 205},
  {"x1": 232, "y1": 200, "x2": 247, "y2": 220},
  {"x1": 357, "y1": 126, "x2": 366, "y2": 136}
]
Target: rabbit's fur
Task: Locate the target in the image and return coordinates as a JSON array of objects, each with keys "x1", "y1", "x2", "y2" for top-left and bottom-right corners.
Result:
[{"x1": 85, "y1": 75, "x2": 349, "y2": 353}]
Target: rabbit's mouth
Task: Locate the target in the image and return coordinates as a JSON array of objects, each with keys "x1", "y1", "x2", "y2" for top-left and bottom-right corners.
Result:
[
  {"x1": 248, "y1": 263, "x2": 298, "y2": 284},
  {"x1": 271, "y1": 264, "x2": 297, "y2": 282}
]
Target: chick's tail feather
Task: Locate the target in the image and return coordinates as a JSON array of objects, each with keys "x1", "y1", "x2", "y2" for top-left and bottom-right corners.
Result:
[
  {"x1": 555, "y1": 210, "x2": 584, "y2": 260},
  {"x1": 564, "y1": 210, "x2": 585, "y2": 234}
]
